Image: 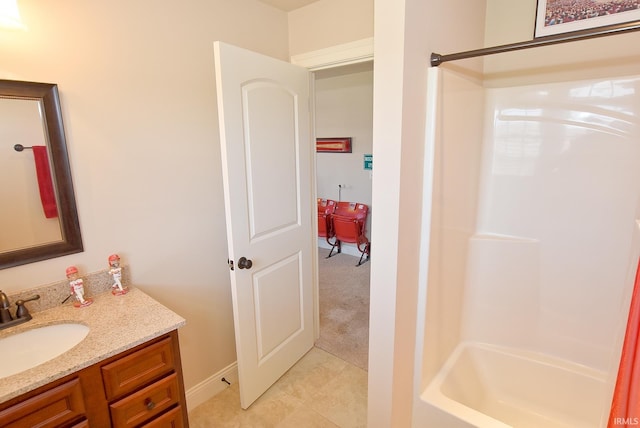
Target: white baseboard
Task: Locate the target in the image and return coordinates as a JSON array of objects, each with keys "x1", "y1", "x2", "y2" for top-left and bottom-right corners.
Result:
[
  {"x1": 185, "y1": 362, "x2": 238, "y2": 412},
  {"x1": 317, "y1": 240, "x2": 362, "y2": 258}
]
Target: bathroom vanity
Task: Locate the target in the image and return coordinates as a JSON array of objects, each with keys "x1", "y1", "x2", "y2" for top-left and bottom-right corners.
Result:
[{"x1": 0, "y1": 287, "x2": 188, "y2": 427}]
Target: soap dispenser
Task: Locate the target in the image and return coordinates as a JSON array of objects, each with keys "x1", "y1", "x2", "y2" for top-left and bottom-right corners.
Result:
[{"x1": 0, "y1": 290, "x2": 13, "y2": 323}]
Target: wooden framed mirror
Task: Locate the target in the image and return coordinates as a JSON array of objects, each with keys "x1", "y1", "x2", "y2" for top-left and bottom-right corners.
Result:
[{"x1": 0, "y1": 79, "x2": 83, "y2": 269}]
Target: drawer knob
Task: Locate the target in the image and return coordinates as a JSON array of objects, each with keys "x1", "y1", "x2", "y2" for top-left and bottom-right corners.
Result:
[{"x1": 145, "y1": 398, "x2": 156, "y2": 410}]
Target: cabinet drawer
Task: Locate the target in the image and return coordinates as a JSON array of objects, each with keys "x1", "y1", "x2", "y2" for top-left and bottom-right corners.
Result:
[
  {"x1": 109, "y1": 373, "x2": 180, "y2": 428},
  {"x1": 102, "y1": 337, "x2": 175, "y2": 400},
  {"x1": 0, "y1": 378, "x2": 85, "y2": 428},
  {"x1": 141, "y1": 405, "x2": 184, "y2": 428}
]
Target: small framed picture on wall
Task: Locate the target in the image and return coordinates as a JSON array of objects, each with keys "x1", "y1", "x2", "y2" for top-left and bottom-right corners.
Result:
[{"x1": 316, "y1": 137, "x2": 352, "y2": 153}]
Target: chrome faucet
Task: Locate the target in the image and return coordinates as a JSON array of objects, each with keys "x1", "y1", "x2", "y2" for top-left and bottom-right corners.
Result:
[{"x1": 0, "y1": 291, "x2": 40, "y2": 330}]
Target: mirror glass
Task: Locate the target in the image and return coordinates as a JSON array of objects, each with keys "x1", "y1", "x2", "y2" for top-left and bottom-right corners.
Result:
[{"x1": 0, "y1": 80, "x2": 83, "y2": 269}]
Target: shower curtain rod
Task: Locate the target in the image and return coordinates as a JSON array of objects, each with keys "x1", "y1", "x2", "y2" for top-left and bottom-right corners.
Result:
[{"x1": 430, "y1": 21, "x2": 640, "y2": 67}]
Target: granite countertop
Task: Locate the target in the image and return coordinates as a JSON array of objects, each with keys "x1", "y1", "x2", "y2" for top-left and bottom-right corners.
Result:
[{"x1": 0, "y1": 287, "x2": 186, "y2": 404}]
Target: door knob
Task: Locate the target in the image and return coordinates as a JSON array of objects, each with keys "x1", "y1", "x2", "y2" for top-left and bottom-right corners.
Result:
[{"x1": 237, "y1": 257, "x2": 253, "y2": 269}]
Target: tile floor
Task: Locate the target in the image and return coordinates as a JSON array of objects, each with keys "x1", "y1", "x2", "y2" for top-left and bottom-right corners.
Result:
[{"x1": 188, "y1": 347, "x2": 368, "y2": 427}]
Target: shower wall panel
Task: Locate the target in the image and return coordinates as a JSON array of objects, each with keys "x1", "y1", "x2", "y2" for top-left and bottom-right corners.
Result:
[
  {"x1": 463, "y1": 75, "x2": 640, "y2": 372},
  {"x1": 420, "y1": 69, "x2": 484, "y2": 383}
]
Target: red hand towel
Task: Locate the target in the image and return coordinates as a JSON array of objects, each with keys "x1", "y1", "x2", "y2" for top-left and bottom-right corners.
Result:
[
  {"x1": 608, "y1": 257, "x2": 640, "y2": 427},
  {"x1": 32, "y1": 146, "x2": 58, "y2": 218}
]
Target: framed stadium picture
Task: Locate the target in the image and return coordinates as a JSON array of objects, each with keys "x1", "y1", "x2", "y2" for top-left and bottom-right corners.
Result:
[
  {"x1": 316, "y1": 137, "x2": 352, "y2": 153},
  {"x1": 535, "y1": 0, "x2": 640, "y2": 38}
]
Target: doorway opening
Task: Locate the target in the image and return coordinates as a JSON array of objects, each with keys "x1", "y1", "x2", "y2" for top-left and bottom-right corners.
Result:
[{"x1": 313, "y1": 61, "x2": 373, "y2": 371}]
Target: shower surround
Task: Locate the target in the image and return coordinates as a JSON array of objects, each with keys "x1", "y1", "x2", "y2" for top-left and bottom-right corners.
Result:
[{"x1": 413, "y1": 68, "x2": 640, "y2": 427}]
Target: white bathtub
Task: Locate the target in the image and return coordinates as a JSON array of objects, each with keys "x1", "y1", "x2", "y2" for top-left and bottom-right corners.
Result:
[{"x1": 422, "y1": 342, "x2": 610, "y2": 428}]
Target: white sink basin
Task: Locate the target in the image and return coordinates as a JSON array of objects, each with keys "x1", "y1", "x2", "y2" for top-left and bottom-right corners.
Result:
[{"x1": 0, "y1": 323, "x2": 89, "y2": 379}]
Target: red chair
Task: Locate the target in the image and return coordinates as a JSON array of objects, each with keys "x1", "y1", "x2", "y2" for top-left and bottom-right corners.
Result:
[
  {"x1": 317, "y1": 198, "x2": 340, "y2": 258},
  {"x1": 331, "y1": 202, "x2": 370, "y2": 266}
]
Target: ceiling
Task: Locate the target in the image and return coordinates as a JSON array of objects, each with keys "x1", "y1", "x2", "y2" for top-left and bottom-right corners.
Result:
[{"x1": 257, "y1": 0, "x2": 321, "y2": 12}]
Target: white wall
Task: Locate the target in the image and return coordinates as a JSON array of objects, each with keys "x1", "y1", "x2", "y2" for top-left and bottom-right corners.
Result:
[
  {"x1": 483, "y1": 0, "x2": 640, "y2": 85},
  {"x1": 484, "y1": 0, "x2": 536, "y2": 46},
  {"x1": 0, "y1": 0, "x2": 289, "y2": 397},
  {"x1": 288, "y1": 0, "x2": 374, "y2": 57},
  {"x1": 315, "y1": 63, "x2": 373, "y2": 244},
  {"x1": 368, "y1": 1, "x2": 486, "y2": 426}
]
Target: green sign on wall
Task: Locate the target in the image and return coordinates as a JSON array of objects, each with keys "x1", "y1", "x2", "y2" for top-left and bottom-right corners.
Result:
[{"x1": 364, "y1": 154, "x2": 373, "y2": 170}]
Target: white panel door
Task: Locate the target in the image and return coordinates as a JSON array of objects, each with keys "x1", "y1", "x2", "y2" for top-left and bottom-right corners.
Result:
[{"x1": 213, "y1": 41, "x2": 316, "y2": 409}]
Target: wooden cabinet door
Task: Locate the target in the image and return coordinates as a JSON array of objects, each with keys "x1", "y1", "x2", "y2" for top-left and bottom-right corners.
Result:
[
  {"x1": 0, "y1": 378, "x2": 86, "y2": 428},
  {"x1": 109, "y1": 373, "x2": 180, "y2": 428},
  {"x1": 102, "y1": 337, "x2": 175, "y2": 400},
  {"x1": 141, "y1": 406, "x2": 184, "y2": 428}
]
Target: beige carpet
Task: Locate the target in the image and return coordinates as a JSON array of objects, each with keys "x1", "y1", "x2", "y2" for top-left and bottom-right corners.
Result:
[{"x1": 315, "y1": 247, "x2": 370, "y2": 371}]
